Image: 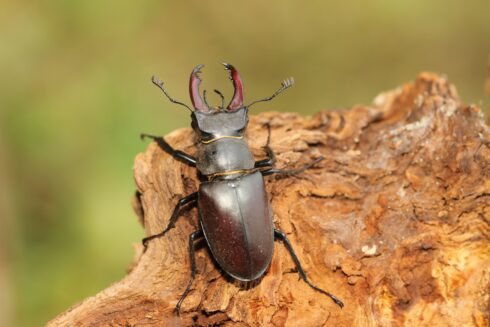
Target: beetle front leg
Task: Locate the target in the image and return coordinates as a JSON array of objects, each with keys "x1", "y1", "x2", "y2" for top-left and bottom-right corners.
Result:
[
  {"x1": 140, "y1": 133, "x2": 196, "y2": 166},
  {"x1": 274, "y1": 229, "x2": 344, "y2": 308},
  {"x1": 142, "y1": 192, "x2": 198, "y2": 251},
  {"x1": 254, "y1": 147, "x2": 276, "y2": 168},
  {"x1": 175, "y1": 229, "x2": 204, "y2": 315}
]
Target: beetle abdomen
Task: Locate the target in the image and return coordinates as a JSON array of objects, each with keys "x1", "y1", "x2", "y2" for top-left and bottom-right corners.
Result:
[{"x1": 198, "y1": 172, "x2": 274, "y2": 281}]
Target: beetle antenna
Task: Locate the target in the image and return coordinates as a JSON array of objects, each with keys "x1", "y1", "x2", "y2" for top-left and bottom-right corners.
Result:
[
  {"x1": 246, "y1": 77, "x2": 295, "y2": 108},
  {"x1": 203, "y1": 90, "x2": 211, "y2": 108},
  {"x1": 151, "y1": 75, "x2": 193, "y2": 112},
  {"x1": 214, "y1": 89, "x2": 225, "y2": 109}
]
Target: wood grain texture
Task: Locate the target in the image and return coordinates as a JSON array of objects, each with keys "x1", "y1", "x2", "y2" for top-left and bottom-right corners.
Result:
[{"x1": 48, "y1": 73, "x2": 489, "y2": 327}]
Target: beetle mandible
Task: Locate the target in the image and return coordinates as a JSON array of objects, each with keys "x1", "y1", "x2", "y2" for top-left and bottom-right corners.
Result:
[{"x1": 141, "y1": 63, "x2": 344, "y2": 314}]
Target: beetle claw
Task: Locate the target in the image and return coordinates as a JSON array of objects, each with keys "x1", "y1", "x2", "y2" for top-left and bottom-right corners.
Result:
[
  {"x1": 222, "y1": 63, "x2": 244, "y2": 110},
  {"x1": 190, "y1": 64, "x2": 210, "y2": 112}
]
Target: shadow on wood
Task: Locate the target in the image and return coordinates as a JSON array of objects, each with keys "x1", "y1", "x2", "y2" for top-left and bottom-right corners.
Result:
[{"x1": 48, "y1": 73, "x2": 489, "y2": 327}]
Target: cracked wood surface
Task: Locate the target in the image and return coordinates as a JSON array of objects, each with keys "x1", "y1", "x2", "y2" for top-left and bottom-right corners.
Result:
[{"x1": 48, "y1": 73, "x2": 489, "y2": 327}]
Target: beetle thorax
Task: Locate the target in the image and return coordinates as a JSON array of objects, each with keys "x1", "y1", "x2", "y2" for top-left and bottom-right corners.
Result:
[{"x1": 191, "y1": 108, "x2": 255, "y2": 177}]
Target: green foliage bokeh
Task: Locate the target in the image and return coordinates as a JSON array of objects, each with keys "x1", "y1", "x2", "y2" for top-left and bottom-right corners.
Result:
[{"x1": 0, "y1": 1, "x2": 489, "y2": 326}]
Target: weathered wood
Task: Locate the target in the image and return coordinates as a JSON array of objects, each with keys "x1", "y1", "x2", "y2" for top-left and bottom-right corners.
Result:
[{"x1": 48, "y1": 73, "x2": 490, "y2": 327}]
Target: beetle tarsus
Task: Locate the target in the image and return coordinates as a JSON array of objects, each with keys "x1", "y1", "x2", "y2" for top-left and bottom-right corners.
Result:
[
  {"x1": 274, "y1": 229, "x2": 344, "y2": 308},
  {"x1": 175, "y1": 229, "x2": 204, "y2": 315},
  {"x1": 255, "y1": 123, "x2": 276, "y2": 168},
  {"x1": 140, "y1": 133, "x2": 197, "y2": 166},
  {"x1": 140, "y1": 133, "x2": 155, "y2": 141}
]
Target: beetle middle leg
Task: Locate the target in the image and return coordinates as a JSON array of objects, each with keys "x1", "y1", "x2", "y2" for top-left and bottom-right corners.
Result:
[
  {"x1": 274, "y1": 229, "x2": 344, "y2": 308},
  {"x1": 255, "y1": 123, "x2": 324, "y2": 173},
  {"x1": 142, "y1": 192, "x2": 198, "y2": 251},
  {"x1": 176, "y1": 229, "x2": 204, "y2": 315},
  {"x1": 260, "y1": 156, "x2": 324, "y2": 177}
]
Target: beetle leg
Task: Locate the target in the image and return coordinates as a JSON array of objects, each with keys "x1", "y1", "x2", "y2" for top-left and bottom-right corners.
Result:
[
  {"x1": 260, "y1": 156, "x2": 324, "y2": 176},
  {"x1": 142, "y1": 192, "x2": 198, "y2": 251},
  {"x1": 254, "y1": 146, "x2": 276, "y2": 168},
  {"x1": 175, "y1": 229, "x2": 204, "y2": 315},
  {"x1": 140, "y1": 133, "x2": 196, "y2": 166},
  {"x1": 274, "y1": 229, "x2": 344, "y2": 308},
  {"x1": 255, "y1": 123, "x2": 276, "y2": 168}
]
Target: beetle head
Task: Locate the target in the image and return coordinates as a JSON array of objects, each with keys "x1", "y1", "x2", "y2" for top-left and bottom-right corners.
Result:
[
  {"x1": 191, "y1": 107, "x2": 248, "y2": 140},
  {"x1": 190, "y1": 63, "x2": 249, "y2": 140}
]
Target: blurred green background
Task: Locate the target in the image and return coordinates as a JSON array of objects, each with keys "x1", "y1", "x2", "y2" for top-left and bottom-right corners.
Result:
[{"x1": 1, "y1": 1, "x2": 489, "y2": 326}]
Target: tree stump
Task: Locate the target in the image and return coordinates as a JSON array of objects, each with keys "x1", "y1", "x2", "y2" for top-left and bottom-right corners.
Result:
[{"x1": 48, "y1": 73, "x2": 489, "y2": 327}]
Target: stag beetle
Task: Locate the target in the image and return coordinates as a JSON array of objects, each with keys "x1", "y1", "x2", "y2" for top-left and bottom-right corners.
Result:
[{"x1": 141, "y1": 63, "x2": 344, "y2": 314}]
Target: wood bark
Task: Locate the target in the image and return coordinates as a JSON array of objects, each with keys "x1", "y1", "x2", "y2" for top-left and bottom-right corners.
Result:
[{"x1": 48, "y1": 73, "x2": 490, "y2": 327}]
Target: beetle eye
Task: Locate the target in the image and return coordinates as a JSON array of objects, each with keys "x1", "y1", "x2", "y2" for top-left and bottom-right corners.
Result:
[{"x1": 200, "y1": 131, "x2": 212, "y2": 138}]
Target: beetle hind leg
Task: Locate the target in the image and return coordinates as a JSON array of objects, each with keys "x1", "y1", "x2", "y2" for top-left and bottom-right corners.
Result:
[
  {"x1": 175, "y1": 229, "x2": 204, "y2": 315},
  {"x1": 274, "y1": 229, "x2": 344, "y2": 308}
]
